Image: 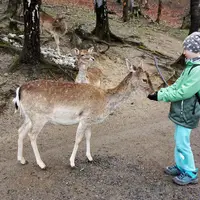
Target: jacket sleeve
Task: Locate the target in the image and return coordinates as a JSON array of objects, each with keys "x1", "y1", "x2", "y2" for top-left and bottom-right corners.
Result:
[{"x1": 158, "y1": 68, "x2": 200, "y2": 102}]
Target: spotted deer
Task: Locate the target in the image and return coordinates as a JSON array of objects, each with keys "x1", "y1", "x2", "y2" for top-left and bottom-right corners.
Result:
[
  {"x1": 40, "y1": 10, "x2": 68, "y2": 55},
  {"x1": 74, "y1": 47, "x2": 103, "y2": 87},
  {"x1": 13, "y1": 59, "x2": 153, "y2": 169}
]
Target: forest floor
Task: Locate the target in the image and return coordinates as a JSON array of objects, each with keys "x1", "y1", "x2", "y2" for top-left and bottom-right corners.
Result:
[{"x1": 0, "y1": 2, "x2": 200, "y2": 200}]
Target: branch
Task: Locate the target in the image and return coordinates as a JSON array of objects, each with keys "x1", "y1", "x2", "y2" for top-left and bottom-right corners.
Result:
[
  {"x1": 0, "y1": 14, "x2": 9, "y2": 22},
  {"x1": 40, "y1": 56, "x2": 77, "y2": 81},
  {"x1": 9, "y1": 17, "x2": 24, "y2": 25}
]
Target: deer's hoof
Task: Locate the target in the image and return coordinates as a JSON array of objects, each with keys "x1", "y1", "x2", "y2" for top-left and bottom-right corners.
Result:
[
  {"x1": 19, "y1": 157, "x2": 28, "y2": 165},
  {"x1": 70, "y1": 163, "x2": 75, "y2": 168},
  {"x1": 38, "y1": 162, "x2": 46, "y2": 170},
  {"x1": 87, "y1": 157, "x2": 93, "y2": 162}
]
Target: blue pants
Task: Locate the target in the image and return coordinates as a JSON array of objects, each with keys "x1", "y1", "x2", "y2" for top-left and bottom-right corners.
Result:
[{"x1": 174, "y1": 124, "x2": 196, "y2": 174}]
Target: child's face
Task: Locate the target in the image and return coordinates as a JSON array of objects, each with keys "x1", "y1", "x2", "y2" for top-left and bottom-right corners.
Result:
[{"x1": 183, "y1": 49, "x2": 200, "y2": 59}]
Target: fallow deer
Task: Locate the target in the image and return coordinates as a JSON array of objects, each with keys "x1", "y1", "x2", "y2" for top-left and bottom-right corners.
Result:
[
  {"x1": 40, "y1": 10, "x2": 68, "y2": 55},
  {"x1": 74, "y1": 47, "x2": 103, "y2": 87},
  {"x1": 13, "y1": 59, "x2": 153, "y2": 169}
]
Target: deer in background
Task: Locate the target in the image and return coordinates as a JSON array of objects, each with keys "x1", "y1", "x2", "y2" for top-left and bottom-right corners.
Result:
[
  {"x1": 40, "y1": 10, "x2": 68, "y2": 55},
  {"x1": 13, "y1": 59, "x2": 153, "y2": 169},
  {"x1": 74, "y1": 47, "x2": 104, "y2": 87}
]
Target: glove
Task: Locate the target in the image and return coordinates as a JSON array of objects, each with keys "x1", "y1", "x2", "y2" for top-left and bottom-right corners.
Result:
[{"x1": 147, "y1": 91, "x2": 158, "y2": 101}]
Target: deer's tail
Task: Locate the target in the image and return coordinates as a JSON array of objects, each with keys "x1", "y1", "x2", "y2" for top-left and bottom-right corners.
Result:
[{"x1": 13, "y1": 87, "x2": 21, "y2": 113}]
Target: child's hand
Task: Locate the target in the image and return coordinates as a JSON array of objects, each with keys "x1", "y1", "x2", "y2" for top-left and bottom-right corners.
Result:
[{"x1": 147, "y1": 92, "x2": 158, "y2": 101}]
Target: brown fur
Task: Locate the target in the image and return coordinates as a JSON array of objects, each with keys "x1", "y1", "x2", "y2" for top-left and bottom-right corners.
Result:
[
  {"x1": 15, "y1": 61, "x2": 153, "y2": 169},
  {"x1": 74, "y1": 47, "x2": 103, "y2": 87},
  {"x1": 40, "y1": 10, "x2": 67, "y2": 54}
]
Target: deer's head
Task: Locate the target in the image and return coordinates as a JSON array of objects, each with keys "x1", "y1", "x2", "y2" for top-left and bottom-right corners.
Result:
[
  {"x1": 53, "y1": 14, "x2": 67, "y2": 32},
  {"x1": 73, "y1": 47, "x2": 95, "y2": 70},
  {"x1": 125, "y1": 58, "x2": 154, "y2": 93}
]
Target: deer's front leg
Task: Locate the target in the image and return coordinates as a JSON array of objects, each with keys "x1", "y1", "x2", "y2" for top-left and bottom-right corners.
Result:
[
  {"x1": 70, "y1": 122, "x2": 87, "y2": 167},
  {"x1": 85, "y1": 127, "x2": 93, "y2": 162},
  {"x1": 53, "y1": 33, "x2": 60, "y2": 55}
]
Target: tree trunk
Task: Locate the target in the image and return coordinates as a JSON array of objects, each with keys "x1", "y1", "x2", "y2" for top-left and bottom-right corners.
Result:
[
  {"x1": 93, "y1": 0, "x2": 111, "y2": 42},
  {"x1": 123, "y1": 0, "x2": 129, "y2": 22},
  {"x1": 189, "y1": 0, "x2": 200, "y2": 34},
  {"x1": 4, "y1": 0, "x2": 22, "y2": 30},
  {"x1": 181, "y1": 12, "x2": 190, "y2": 29},
  {"x1": 155, "y1": 0, "x2": 162, "y2": 23},
  {"x1": 20, "y1": 0, "x2": 41, "y2": 66},
  {"x1": 6, "y1": 0, "x2": 22, "y2": 17}
]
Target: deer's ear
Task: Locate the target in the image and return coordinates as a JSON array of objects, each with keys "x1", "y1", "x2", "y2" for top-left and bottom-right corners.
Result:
[
  {"x1": 88, "y1": 47, "x2": 94, "y2": 54},
  {"x1": 125, "y1": 59, "x2": 137, "y2": 72},
  {"x1": 73, "y1": 48, "x2": 79, "y2": 56}
]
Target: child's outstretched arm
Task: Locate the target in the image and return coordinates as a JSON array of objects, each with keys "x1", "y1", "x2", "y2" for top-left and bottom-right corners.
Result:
[{"x1": 158, "y1": 67, "x2": 200, "y2": 102}]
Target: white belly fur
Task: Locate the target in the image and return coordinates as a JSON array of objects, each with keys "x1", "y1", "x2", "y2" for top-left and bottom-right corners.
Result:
[{"x1": 50, "y1": 107, "x2": 81, "y2": 125}]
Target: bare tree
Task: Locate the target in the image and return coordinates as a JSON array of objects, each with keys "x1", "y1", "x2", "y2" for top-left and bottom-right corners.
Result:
[
  {"x1": 92, "y1": 0, "x2": 123, "y2": 43},
  {"x1": 155, "y1": 0, "x2": 162, "y2": 23},
  {"x1": 189, "y1": 0, "x2": 200, "y2": 34},
  {"x1": 0, "y1": 0, "x2": 22, "y2": 30},
  {"x1": 6, "y1": 0, "x2": 22, "y2": 18},
  {"x1": 20, "y1": 0, "x2": 41, "y2": 65},
  {"x1": 123, "y1": 0, "x2": 129, "y2": 22},
  {"x1": 93, "y1": 0, "x2": 110, "y2": 41}
]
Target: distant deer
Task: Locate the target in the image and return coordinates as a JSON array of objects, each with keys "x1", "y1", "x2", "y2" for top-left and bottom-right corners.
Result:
[
  {"x1": 13, "y1": 59, "x2": 153, "y2": 169},
  {"x1": 74, "y1": 47, "x2": 104, "y2": 87},
  {"x1": 40, "y1": 10, "x2": 68, "y2": 55}
]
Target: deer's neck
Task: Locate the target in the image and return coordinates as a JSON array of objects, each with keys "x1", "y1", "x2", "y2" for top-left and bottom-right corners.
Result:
[
  {"x1": 106, "y1": 72, "x2": 136, "y2": 111},
  {"x1": 75, "y1": 64, "x2": 88, "y2": 83}
]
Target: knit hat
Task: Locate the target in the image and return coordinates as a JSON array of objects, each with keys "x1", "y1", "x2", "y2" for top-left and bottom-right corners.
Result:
[{"x1": 183, "y1": 32, "x2": 200, "y2": 53}]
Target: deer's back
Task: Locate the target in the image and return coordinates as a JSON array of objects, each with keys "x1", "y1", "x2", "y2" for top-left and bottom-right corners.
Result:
[{"x1": 20, "y1": 80, "x2": 107, "y2": 114}]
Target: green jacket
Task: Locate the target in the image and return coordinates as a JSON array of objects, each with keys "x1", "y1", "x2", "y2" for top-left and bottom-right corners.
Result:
[{"x1": 158, "y1": 59, "x2": 200, "y2": 129}]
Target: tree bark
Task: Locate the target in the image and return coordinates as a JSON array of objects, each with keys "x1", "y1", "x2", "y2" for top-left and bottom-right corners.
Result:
[
  {"x1": 2, "y1": 0, "x2": 22, "y2": 30},
  {"x1": 6, "y1": 0, "x2": 22, "y2": 17},
  {"x1": 123, "y1": 0, "x2": 129, "y2": 22},
  {"x1": 181, "y1": 12, "x2": 190, "y2": 29},
  {"x1": 20, "y1": 0, "x2": 41, "y2": 65},
  {"x1": 189, "y1": 0, "x2": 200, "y2": 34},
  {"x1": 93, "y1": 0, "x2": 110, "y2": 42},
  {"x1": 155, "y1": 0, "x2": 162, "y2": 23}
]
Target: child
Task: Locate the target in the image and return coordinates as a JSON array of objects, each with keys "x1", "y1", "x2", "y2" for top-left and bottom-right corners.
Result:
[{"x1": 148, "y1": 31, "x2": 200, "y2": 186}]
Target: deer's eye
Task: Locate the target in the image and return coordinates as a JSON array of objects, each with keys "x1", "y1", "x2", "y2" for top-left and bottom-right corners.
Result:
[{"x1": 142, "y1": 79, "x2": 147, "y2": 83}]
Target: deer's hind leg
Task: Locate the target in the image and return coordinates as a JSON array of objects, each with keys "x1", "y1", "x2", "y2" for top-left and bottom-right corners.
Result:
[
  {"x1": 28, "y1": 117, "x2": 47, "y2": 169},
  {"x1": 18, "y1": 117, "x2": 32, "y2": 165}
]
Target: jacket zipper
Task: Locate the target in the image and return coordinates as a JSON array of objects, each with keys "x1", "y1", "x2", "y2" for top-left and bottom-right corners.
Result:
[
  {"x1": 180, "y1": 100, "x2": 188, "y2": 122},
  {"x1": 180, "y1": 100, "x2": 184, "y2": 115}
]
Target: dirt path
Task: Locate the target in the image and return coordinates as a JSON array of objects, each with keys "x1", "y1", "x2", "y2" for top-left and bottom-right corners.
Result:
[{"x1": 0, "y1": 96, "x2": 200, "y2": 200}]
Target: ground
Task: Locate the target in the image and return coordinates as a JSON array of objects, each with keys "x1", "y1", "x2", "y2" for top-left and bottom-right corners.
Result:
[{"x1": 0, "y1": 2, "x2": 200, "y2": 200}]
